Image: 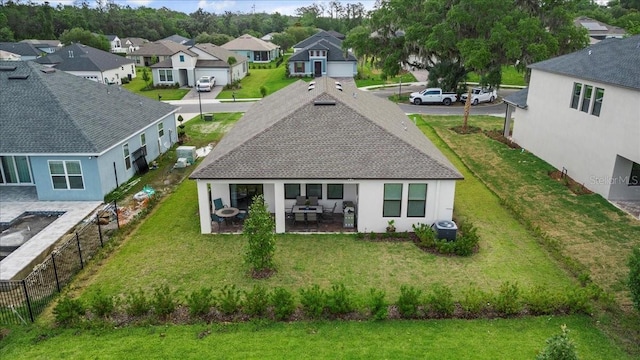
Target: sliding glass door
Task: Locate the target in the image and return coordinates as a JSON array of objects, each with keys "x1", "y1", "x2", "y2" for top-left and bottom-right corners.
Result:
[
  {"x1": 1, "y1": 156, "x2": 33, "y2": 184},
  {"x1": 229, "y1": 184, "x2": 263, "y2": 211}
]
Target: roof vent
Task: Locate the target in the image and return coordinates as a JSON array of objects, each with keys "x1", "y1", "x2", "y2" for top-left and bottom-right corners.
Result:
[
  {"x1": 335, "y1": 82, "x2": 343, "y2": 91},
  {"x1": 8, "y1": 74, "x2": 29, "y2": 80},
  {"x1": 308, "y1": 84, "x2": 315, "y2": 91},
  {"x1": 309, "y1": 81, "x2": 316, "y2": 86},
  {"x1": 40, "y1": 67, "x2": 55, "y2": 74},
  {"x1": 314, "y1": 100, "x2": 336, "y2": 106},
  {"x1": 0, "y1": 65, "x2": 17, "y2": 71}
]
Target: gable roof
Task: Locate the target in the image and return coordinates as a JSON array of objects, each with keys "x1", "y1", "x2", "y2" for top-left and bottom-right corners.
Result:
[
  {"x1": 35, "y1": 43, "x2": 133, "y2": 72},
  {"x1": 221, "y1": 34, "x2": 280, "y2": 52},
  {"x1": 122, "y1": 37, "x2": 148, "y2": 46},
  {"x1": 289, "y1": 39, "x2": 356, "y2": 62},
  {"x1": 190, "y1": 77, "x2": 462, "y2": 181},
  {"x1": 504, "y1": 88, "x2": 529, "y2": 109},
  {"x1": 528, "y1": 35, "x2": 640, "y2": 91},
  {"x1": 192, "y1": 43, "x2": 249, "y2": 63},
  {"x1": 0, "y1": 42, "x2": 41, "y2": 57},
  {"x1": 105, "y1": 35, "x2": 119, "y2": 41},
  {"x1": 0, "y1": 61, "x2": 178, "y2": 155},
  {"x1": 130, "y1": 40, "x2": 192, "y2": 57},
  {"x1": 293, "y1": 30, "x2": 343, "y2": 49},
  {"x1": 574, "y1": 16, "x2": 627, "y2": 39},
  {"x1": 20, "y1": 39, "x2": 61, "y2": 47},
  {"x1": 326, "y1": 30, "x2": 345, "y2": 40},
  {"x1": 162, "y1": 34, "x2": 190, "y2": 44}
]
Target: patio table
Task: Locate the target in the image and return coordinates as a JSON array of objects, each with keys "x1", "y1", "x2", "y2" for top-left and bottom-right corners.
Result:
[
  {"x1": 215, "y1": 207, "x2": 240, "y2": 225},
  {"x1": 292, "y1": 205, "x2": 323, "y2": 213}
]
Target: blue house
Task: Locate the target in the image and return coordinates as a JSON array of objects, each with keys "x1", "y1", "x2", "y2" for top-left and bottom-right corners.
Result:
[
  {"x1": 288, "y1": 31, "x2": 357, "y2": 78},
  {"x1": 0, "y1": 61, "x2": 179, "y2": 201}
]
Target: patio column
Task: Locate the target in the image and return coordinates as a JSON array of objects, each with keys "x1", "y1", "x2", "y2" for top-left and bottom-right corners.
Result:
[
  {"x1": 504, "y1": 104, "x2": 513, "y2": 138},
  {"x1": 274, "y1": 182, "x2": 286, "y2": 233},
  {"x1": 197, "y1": 180, "x2": 212, "y2": 234}
]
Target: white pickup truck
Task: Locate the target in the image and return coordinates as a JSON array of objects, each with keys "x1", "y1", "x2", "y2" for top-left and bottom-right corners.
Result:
[
  {"x1": 409, "y1": 88, "x2": 457, "y2": 106},
  {"x1": 196, "y1": 76, "x2": 215, "y2": 92},
  {"x1": 460, "y1": 87, "x2": 497, "y2": 105}
]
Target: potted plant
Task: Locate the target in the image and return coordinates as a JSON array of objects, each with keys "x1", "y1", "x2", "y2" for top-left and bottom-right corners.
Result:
[
  {"x1": 304, "y1": 199, "x2": 311, "y2": 209},
  {"x1": 386, "y1": 219, "x2": 396, "y2": 233}
]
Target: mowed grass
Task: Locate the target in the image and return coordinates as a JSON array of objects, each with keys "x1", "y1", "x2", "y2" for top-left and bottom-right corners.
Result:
[
  {"x1": 355, "y1": 62, "x2": 417, "y2": 87},
  {"x1": 121, "y1": 67, "x2": 189, "y2": 100},
  {"x1": 181, "y1": 112, "x2": 243, "y2": 148},
  {"x1": 0, "y1": 316, "x2": 630, "y2": 360},
  {"x1": 467, "y1": 65, "x2": 527, "y2": 87},
  {"x1": 217, "y1": 66, "x2": 301, "y2": 99}
]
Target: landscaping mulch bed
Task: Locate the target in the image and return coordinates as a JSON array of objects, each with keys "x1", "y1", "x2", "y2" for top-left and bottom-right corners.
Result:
[
  {"x1": 483, "y1": 130, "x2": 521, "y2": 149},
  {"x1": 450, "y1": 126, "x2": 482, "y2": 134},
  {"x1": 548, "y1": 170, "x2": 593, "y2": 196}
]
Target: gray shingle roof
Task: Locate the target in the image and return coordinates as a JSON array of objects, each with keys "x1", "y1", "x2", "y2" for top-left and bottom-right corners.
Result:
[
  {"x1": 35, "y1": 43, "x2": 133, "y2": 72},
  {"x1": 503, "y1": 88, "x2": 529, "y2": 109},
  {"x1": 190, "y1": 78, "x2": 462, "y2": 181},
  {"x1": 528, "y1": 34, "x2": 640, "y2": 90},
  {"x1": 289, "y1": 39, "x2": 357, "y2": 62},
  {"x1": 221, "y1": 34, "x2": 279, "y2": 52},
  {"x1": 293, "y1": 30, "x2": 343, "y2": 49},
  {"x1": 0, "y1": 61, "x2": 178, "y2": 155},
  {"x1": 162, "y1": 34, "x2": 190, "y2": 44},
  {"x1": 130, "y1": 40, "x2": 193, "y2": 57},
  {"x1": 192, "y1": 43, "x2": 248, "y2": 63},
  {"x1": 0, "y1": 42, "x2": 41, "y2": 57}
]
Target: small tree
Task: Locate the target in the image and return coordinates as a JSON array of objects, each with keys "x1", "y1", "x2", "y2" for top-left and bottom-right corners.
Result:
[
  {"x1": 244, "y1": 194, "x2": 276, "y2": 277},
  {"x1": 260, "y1": 86, "x2": 267, "y2": 98},
  {"x1": 536, "y1": 325, "x2": 578, "y2": 360},
  {"x1": 227, "y1": 56, "x2": 237, "y2": 66},
  {"x1": 629, "y1": 247, "x2": 640, "y2": 312},
  {"x1": 141, "y1": 67, "x2": 151, "y2": 89}
]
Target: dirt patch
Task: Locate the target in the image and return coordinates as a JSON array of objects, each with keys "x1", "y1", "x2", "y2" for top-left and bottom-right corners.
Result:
[
  {"x1": 450, "y1": 126, "x2": 482, "y2": 134},
  {"x1": 483, "y1": 130, "x2": 522, "y2": 149},
  {"x1": 548, "y1": 170, "x2": 593, "y2": 196}
]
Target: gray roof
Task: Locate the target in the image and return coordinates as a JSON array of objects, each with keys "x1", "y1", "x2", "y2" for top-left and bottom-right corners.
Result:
[
  {"x1": 162, "y1": 34, "x2": 190, "y2": 44},
  {"x1": 0, "y1": 42, "x2": 41, "y2": 57},
  {"x1": 289, "y1": 39, "x2": 357, "y2": 62},
  {"x1": 35, "y1": 43, "x2": 133, "y2": 72},
  {"x1": 190, "y1": 77, "x2": 462, "y2": 181},
  {"x1": 0, "y1": 61, "x2": 178, "y2": 155},
  {"x1": 528, "y1": 35, "x2": 640, "y2": 90},
  {"x1": 293, "y1": 30, "x2": 343, "y2": 49},
  {"x1": 192, "y1": 43, "x2": 248, "y2": 64},
  {"x1": 221, "y1": 34, "x2": 279, "y2": 52},
  {"x1": 574, "y1": 16, "x2": 627, "y2": 38},
  {"x1": 130, "y1": 40, "x2": 193, "y2": 57},
  {"x1": 122, "y1": 37, "x2": 148, "y2": 47},
  {"x1": 105, "y1": 35, "x2": 118, "y2": 41},
  {"x1": 20, "y1": 39, "x2": 61, "y2": 47},
  {"x1": 504, "y1": 88, "x2": 529, "y2": 109}
]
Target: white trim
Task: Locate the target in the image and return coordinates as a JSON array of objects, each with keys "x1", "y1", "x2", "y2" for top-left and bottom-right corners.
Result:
[{"x1": 47, "y1": 159, "x2": 85, "y2": 190}]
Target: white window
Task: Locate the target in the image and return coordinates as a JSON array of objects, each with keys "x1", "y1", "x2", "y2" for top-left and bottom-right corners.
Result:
[
  {"x1": 158, "y1": 69, "x2": 173, "y2": 82},
  {"x1": 140, "y1": 133, "x2": 147, "y2": 154},
  {"x1": 158, "y1": 122, "x2": 164, "y2": 137},
  {"x1": 49, "y1": 160, "x2": 84, "y2": 190},
  {"x1": 592, "y1": 88, "x2": 604, "y2": 116},
  {"x1": 123, "y1": 143, "x2": 131, "y2": 170}
]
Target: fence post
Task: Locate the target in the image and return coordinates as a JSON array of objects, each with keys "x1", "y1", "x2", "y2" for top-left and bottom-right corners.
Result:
[
  {"x1": 114, "y1": 200, "x2": 120, "y2": 229},
  {"x1": 76, "y1": 232, "x2": 84, "y2": 270},
  {"x1": 22, "y1": 280, "x2": 34, "y2": 323},
  {"x1": 97, "y1": 214, "x2": 104, "y2": 247},
  {"x1": 51, "y1": 253, "x2": 61, "y2": 293}
]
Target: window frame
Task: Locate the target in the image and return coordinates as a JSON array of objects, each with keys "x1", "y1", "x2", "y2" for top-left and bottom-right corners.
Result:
[
  {"x1": 123, "y1": 143, "x2": 131, "y2": 170},
  {"x1": 158, "y1": 122, "x2": 164, "y2": 137},
  {"x1": 630, "y1": 162, "x2": 640, "y2": 187},
  {"x1": 580, "y1": 85, "x2": 593, "y2": 113},
  {"x1": 570, "y1": 83, "x2": 582, "y2": 109},
  {"x1": 591, "y1": 87, "x2": 604, "y2": 116},
  {"x1": 294, "y1": 62, "x2": 305, "y2": 73},
  {"x1": 1, "y1": 155, "x2": 33, "y2": 184},
  {"x1": 140, "y1": 133, "x2": 147, "y2": 154},
  {"x1": 305, "y1": 184, "x2": 322, "y2": 199},
  {"x1": 48, "y1": 160, "x2": 85, "y2": 190},
  {"x1": 383, "y1": 183, "x2": 403, "y2": 217},
  {"x1": 327, "y1": 184, "x2": 344, "y2": 199},
  {"x1": 407, "y1": 184, "x2": 427, "y2": 217},
  {"x1": 284, "y1": 184, "x2": 301, "y2": 199}
]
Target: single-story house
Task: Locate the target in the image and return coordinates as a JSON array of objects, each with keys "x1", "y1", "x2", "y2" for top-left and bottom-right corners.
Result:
[
  {"x1": 507, "y1": 35, "x2": 640, "y2": 201},
  {"x1": 190, "y1": 77, "x2": 463, "y2": 234},
  {"x1": 19, "y1": 39, "x2": 62, "y2": 54},
  {"x1": 36, "y1": 43, "x2": 136, "y2": 85},
  {"x1": 128, "y1": 40, "x2": 190, "y2": 67},
  {"x1": 289, "y1": 31, "x2": 357, "y2": 77},
  {"x1": 0, "y1": 42, "x2": 42, "y2": 61},
  {"x1": 150, "y1": 43, "x2": 248, "y2": 87},
  {"x1": 221, "y1": 34, "x2": 280, "y2": 63},
  {"x1": 0, "y1": 61, "x2": 179, "y2": 201}
]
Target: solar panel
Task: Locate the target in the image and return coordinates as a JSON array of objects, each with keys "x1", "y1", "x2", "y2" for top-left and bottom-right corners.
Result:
[{"x1": 581, "y1": 22, "x2": 608, "y2": 31}]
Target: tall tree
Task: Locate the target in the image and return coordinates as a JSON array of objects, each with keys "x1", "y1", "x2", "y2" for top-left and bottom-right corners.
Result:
[
  {"x1": 244, "y1": 194, "x2": 276, "y2": 277},
  {"x1": 59, "y1": 27, "x2": 110, "y2": 51}
]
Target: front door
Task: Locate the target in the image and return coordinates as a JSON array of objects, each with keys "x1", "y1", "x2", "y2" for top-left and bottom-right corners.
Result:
[
  {"x1": 314, "y1": 61, "x2": 322, "y2": 77},
  {"x1": 230, "y1": 184, "x2": 264, "y2": 211}
]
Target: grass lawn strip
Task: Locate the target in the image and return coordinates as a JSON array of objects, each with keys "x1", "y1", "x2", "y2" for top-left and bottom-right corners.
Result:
[{"x1": 121, "y1": 67, "x2": 189, "y2": 100}]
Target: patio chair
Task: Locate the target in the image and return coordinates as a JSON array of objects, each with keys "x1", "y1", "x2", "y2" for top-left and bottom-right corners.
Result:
[
  {"x1": 211, "y1": 213, "x2": 224, "y2": 233},
  {"x1": 294, "y1": 212, "x2": 306, "y2": 226},
  {"x1": 296, "y1": 196, "x2": 307, "y2": 206},
  {"x1": 322, "y1": 202, "x2": 337, "y2": 222},
  {"x1": 213, "y1": 198, "x2": 224, "y2": 210},
  {"x1": 309, "y1": 196, "x2": 319, "y2": 206},
  {"x1": 235, "y1": 210, "x2": 247, "y2": 223},
  {"x1": 307, "y1": 212, "x2": 318, "y2": 229}
]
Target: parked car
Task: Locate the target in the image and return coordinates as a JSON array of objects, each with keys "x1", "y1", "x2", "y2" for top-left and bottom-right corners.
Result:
[
  {"x1": 196, "y1": 76, "x2": 215, "y2": 92},
  {"x1": 409, "y1": 88, "x2": 457, "y2": 106},
  {"x1": 460, "y1": 87, "x2": 497, "y2": 105}
]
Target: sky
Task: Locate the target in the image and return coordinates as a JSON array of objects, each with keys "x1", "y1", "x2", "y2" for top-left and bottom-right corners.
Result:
[{"x1": 30, "y1": 0, "x2": 378, "y2": 16}]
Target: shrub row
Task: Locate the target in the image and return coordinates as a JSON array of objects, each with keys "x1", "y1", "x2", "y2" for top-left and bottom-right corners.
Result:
[
  {"x1": 413, "y1": 220, "x2": 479, "y2": 256},
  {"x1": 54, "y1": 282, "x2": 603, "y2": 327}
]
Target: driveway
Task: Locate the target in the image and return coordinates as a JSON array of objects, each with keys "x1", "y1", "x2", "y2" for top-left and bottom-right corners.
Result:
[{"x1": 181, "y1": 84, "x2": 223, "y2": 100}]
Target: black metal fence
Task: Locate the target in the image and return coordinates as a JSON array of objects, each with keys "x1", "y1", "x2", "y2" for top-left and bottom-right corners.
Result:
[{"x1": 0, "y1": 203, "x2": 120, "y2": 324}]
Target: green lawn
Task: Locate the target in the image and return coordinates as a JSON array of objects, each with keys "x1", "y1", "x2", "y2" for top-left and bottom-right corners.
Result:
[
  {"x1": 217, "y1": 66, "x2": 301, "y2": 99},
  {"x1": 467, "y1": 66, "x2": 527, "y2": 87},
  {"x1": 355, "y1": 62, "x2": 417, "y2": 87},
  {"x1": 0, "y1": 316, "x2": 630, "y2": 359},
  {"x1": 121, "y1": 67, "x2": 189, "y2": 101}
]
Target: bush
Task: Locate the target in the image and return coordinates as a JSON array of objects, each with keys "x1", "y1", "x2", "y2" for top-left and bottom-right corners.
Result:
[
  {"x1": 494, "y1": 281, "x2": 521, "y2": 316},
  {"x1": 125, "y1": 288, "x2": 151, "y2": 317},
  {"x1": 271, "y1": 287, "x2": 296, "y2": 321},
  {"x1": 259, "y1": 85, "x2": 267, "y2": 97},
  {"x1": 629, "y1": 247, "x2": 640, "y2": 312},
  {"x1": 564, "y1": 287, "x2": 592, "y2": 314},
  {"x1": 151, "y1": 284, "x2": 176, "y2": 318},
  {"x1": 368, "y1": 288, "x2": 388, "y2": 320},
  {"x1": 120, "y1": 77, "x2": 130, "y2": 84},
  {"x1": 186, "y1": 287, "x2": 214, "y2": 317},
  {"x1": 536, "y1": 325, "x2": 578, "y2": 360},
  {"x1": 53, "y1": 295, "x2": 85, "y2": 327},
  {"x1": 326, "y1": 283, "x2": 355, "y2": 316},
  {"x1": 524, "y1": 286, "x2": 558, "y2": 315},
  {"x1": 413, "y1": 223, "x2": 436, "y2": 248},
  {"x1": 426, "y1": 283, "x2": 455, "y2": 316},
  {"x1": 218, "y1": 284, "x2": 242, "y2": 315},
  {"x1": 244, "y1": 285, "x2": 270, "y2": 317},
  {"x1": 454, "y1": 222, "x2": 479, "y2": 256},
  {"x1": 88, "y1": 289, "x2": 115, "y2": 318},
  {"x1": 397, "y1": 285, "x2": 422, "y2": 318},
  {"x1": 461, "y1": 286, "x2": 490, "y2": 314},
  {"x1": 300, "y1": 284, "x2": 327, "y2": 319}
]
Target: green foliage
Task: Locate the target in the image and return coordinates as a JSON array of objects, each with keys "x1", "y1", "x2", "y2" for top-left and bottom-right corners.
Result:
[
  {"x1": 326, "y1": 283, "x2": 355, "y2": 315},
  {"x1": 58, "y1": 27, "x2": 110, "y2": 51},
  {"x1": 244, "y1": 194, "x2": 276, "y2": 274},
  {"x1": 454, "y1": 221, "x2": 479, "y2": 256},
  {"x1": 564, "y1": 288, "x2": 592, "y2": 315},
  {"x1": 426, "y1": 283, "x2": 455, "y2": 317},
  {"x1": 53, "y1": 296, "x2": 85, "y2": 327},
  {"x1": 151, "y1": 284, "x2": 177, "y2": 318},
  {"x1": 629, "y1": 247, "x2": 640, "y2": 312},
  {"x1": 88, "y1": 289, "x2": 115, "y2": 318},
  {"x1": 195, "y1": 32, "x2": 233, "y2": 45},
  {"x1": 367, "y1": 288, "x2": 388, "y2": 320},
  {"x1": 244, "y1": 285, "x2": 270, "y2": 317},
  {"x1": 125, "y1": 288, "x2": 151, "y2": 317},
  {"x1": 217, "y1": 284, "x2": 242, "y2": 315},
  {"x1": 299, "y1": 284, "x2": 327, "y2": 319},
  {"x1": 461, "y1": 286, "x2": 490, "y2": 314},
  {"x1": 536, "y1": 325, "x2": 579, "y2": 360},
  {"x1": 413, "y1": 220, "x2": 478, "y2": 256},
  {"x1": 386, "y1": 219, "x2": 396, "y2": 233},
  {"x1": 227, "y1": 56, "x2": 237, "y2": 66},
  {"x1": 396, "y1": 285, "x2": 422, "y2": 318},
  {"x1": 186, "y1": 287, "x2": 214, "y2": 317},
  {"x1": 259, "y1": 85, "x2": 267, "y2": 97},
  {"x1": 413, "y1": 223, "x2": 436, "y2": 248},
  {"x1": 494, "y1": 281, "x2": 522, "y2": 316},
  {"x1": 141, "y1": 67, "x2": 150, "y2": 87},
  {"x1": 524, "y1": 286, "x2": 559, "y2": 315},
  {"x1": 270, "y1": 287, "x2": 295, "y2": 321}
]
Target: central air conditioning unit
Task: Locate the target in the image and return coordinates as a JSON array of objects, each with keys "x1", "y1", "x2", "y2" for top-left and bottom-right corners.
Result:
[
  {"x1": 176, "y1": 146, "x2": 197, "y2": 164},
  {"x1": 174, "y1": 157, "x2": 188, "y2": 168}
]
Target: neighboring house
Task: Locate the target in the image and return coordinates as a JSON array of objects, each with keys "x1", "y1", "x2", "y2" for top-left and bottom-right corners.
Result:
[
  {"x1": 507, "y1": 35, "x2": 640, "y2": 201},
  {"x1": 36, "y1": 43, "x2": 136, "y2": 85},
  {"x1": 0, "y1": 61, "x2": 179, "y2": 201},
  {"x1": 106, "y1": 35, "x2": 123, "y2": 53},
  {"x1": 19, "y1": 39, "x2": 62, "y2": 54},
  {"x1": 0, "y1": 49, "x2": 21, "y2": 61},
  {"x1": 128, "y1": 40, "x2": 189, "y2": 66},
  {"x1": 326, "y1": 30, "x2": 345, "y2": 40},
  {"x1": 574, "y1": 16, "x2": 627, "y2": 44},
  {"x1": 190, "y1": 77, "x2": 463, "y2": 234},
  {"x1": 121, "y1": 37, "x2": 148, "y2": 53},
  {"x1": 150, "y1": 43, "x2": 248, "y2": 87},
  {"x1": 261, "y1": 32, "x2": 276, "y2": 42},
  {"x1": 221, "y1": 34, "x2": 280, "y2": 63},
  {"x1": 289, "y1": 31, "x2": 357, "y2": 77},
  {"x1": 0, "y1": 42, "x2": 42, "y2": 61},
  {"x1": 162, "y1": 34, "x2": 191, "y2": 45}
]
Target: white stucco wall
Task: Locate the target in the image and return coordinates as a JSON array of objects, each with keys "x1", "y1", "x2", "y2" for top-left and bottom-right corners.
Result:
[{"x1": 512, "y1": 69, "x2": 640, "y2": 200}]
